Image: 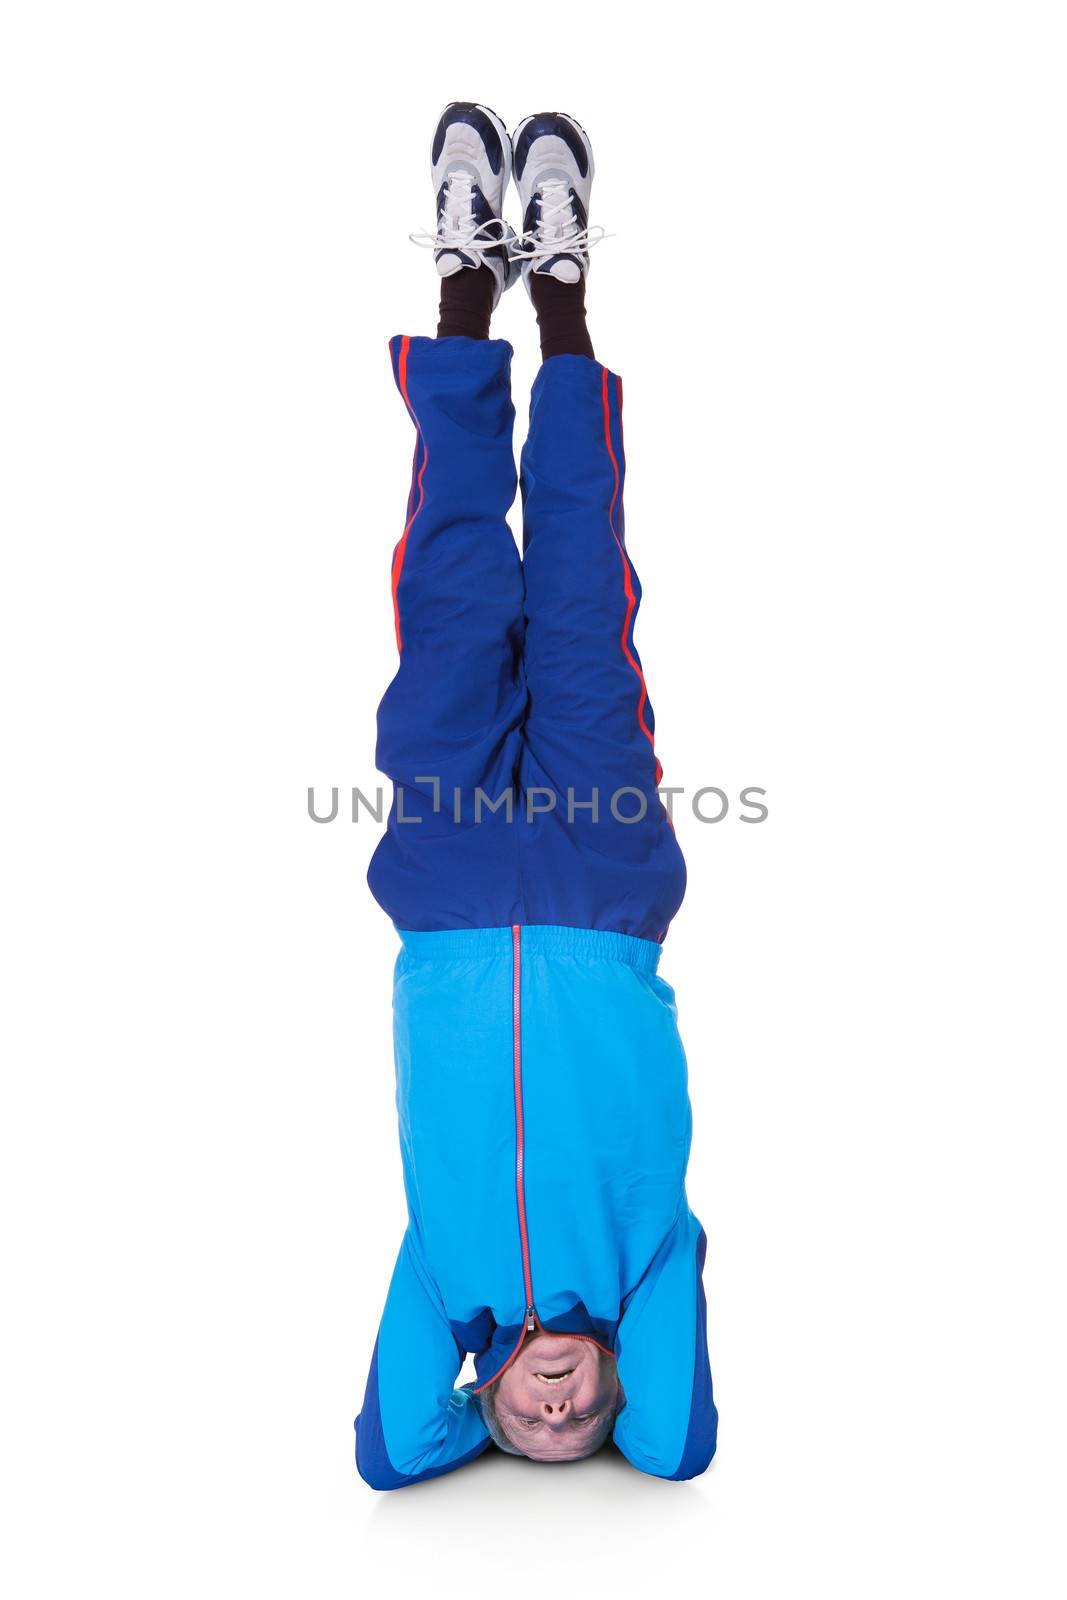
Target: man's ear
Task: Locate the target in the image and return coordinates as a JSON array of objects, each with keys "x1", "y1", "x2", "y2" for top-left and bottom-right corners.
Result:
[{"x1": 477, "y1": 1380, "x2": 525, "y2": 1457}]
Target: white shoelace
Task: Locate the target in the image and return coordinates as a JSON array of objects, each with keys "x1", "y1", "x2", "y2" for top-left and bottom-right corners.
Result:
[
  {"x1": 508, "y1": 178, "x2": 608, "y2": 264},
  {"x1": 410, "y1": 174, "x2": 608, "y2": 263},
  {"x1": 409, "y1": 172, "x2": 510, "y2": 257}
]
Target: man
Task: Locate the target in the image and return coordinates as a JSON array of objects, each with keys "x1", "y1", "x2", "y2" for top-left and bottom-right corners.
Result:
[{"x1": 354, "y1": 103, "x2": 717, "y2": 1487}]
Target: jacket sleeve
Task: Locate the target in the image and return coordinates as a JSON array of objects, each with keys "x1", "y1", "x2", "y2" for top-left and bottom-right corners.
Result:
[
  {"x1": 612, "y1": 1208, "x2": 718, "y2": 1481},
  {"x1": 355, "y1": 1230, "x2": 490, "y2": 1490}
]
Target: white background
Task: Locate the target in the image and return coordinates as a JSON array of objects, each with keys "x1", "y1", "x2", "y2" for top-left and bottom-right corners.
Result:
[{"x1": 2, "y1": 2, "x2": 1065, "y2": 1595}]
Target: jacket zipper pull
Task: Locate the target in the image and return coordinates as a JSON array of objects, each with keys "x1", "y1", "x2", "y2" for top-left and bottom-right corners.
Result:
[{"x1": 526, "y1": 1306, "x2": 536, "y2": 1332}]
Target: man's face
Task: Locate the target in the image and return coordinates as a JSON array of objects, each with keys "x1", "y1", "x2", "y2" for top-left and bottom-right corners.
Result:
[{"x1": 493, "y1": 1332, "x2": 619, "y2": 1461}]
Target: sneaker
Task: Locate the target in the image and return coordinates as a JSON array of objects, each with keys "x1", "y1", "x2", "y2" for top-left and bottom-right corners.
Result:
[
  {"x1": 428, "y1": 102, "x2": 517, "y2": 304},
  {"x1": 512, "y1": 111, "x2": 596, "y2": 287}
]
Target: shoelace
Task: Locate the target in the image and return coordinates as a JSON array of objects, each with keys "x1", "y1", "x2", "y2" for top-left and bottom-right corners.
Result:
[
  {"x1": 410, "y1": 174, "x2": 608, "y2": 264},
  {"x1": 508, "y1": 178, "x2": 608, "y2": 264},
  {"x1": 409, "y1": 172, "x2": 511, "y2": 257}
]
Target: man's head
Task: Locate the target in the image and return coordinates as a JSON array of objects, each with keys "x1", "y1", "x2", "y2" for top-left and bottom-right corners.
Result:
[{"x1": 481, "y1": 1332, "x2": 621, "y2": 1463}]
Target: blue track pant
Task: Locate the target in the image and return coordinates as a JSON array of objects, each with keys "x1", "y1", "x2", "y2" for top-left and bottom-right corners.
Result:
[{"x1": 367, "y1": 336, "x2": 687, "y2": 944}]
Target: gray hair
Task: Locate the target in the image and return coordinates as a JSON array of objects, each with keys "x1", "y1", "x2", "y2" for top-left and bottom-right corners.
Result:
[{"x1": 476, "y1": 1381, "x2": 526, "y2": 1456}]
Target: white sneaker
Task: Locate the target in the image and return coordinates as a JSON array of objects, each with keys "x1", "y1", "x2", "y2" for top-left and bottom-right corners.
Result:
[
  {"x1": 512, "y1": 111, "x2": 596, "y2": 288},
  {"x1": 427, "y1": 102, "x2": 517, "y2": 305}
]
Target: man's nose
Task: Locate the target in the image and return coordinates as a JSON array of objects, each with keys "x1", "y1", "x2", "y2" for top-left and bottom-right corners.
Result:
[{"x1": 541, "y1": 1398, "x2": 571, "y2": 1425}]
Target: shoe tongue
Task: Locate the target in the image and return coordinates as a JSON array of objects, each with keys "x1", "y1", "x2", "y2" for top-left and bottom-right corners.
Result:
[
  {"x1": 436, "y1": 251, "x2": 466, "y2": 278},
  {"x1": 441, "y1": 169, "x2": 476, "y2": 232},
  {"x1": 545, "y1": 257, "x2": 581, "y2": 284}
]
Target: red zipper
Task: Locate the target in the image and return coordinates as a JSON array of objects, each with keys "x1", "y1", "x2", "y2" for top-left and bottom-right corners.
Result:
[
  {"x1": 512, "y1": 923, "x2": 537, "y2": 1332},
  {"x1": 471, "y1": 924, "x2": 539, "y2": 1394}
]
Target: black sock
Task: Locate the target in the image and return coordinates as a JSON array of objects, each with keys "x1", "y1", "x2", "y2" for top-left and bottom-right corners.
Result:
[
  {"x1": 437, "y1": 265, "x2": 496, "y2": 340},
  {"x1": 529, "y1": 272, "x2": 595, "y2": 362}
]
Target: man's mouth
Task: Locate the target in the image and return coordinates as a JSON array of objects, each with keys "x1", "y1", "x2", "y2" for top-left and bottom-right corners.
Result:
[{"x1": 534, "y1": 1368, "x2": 574, "y2": 1384}]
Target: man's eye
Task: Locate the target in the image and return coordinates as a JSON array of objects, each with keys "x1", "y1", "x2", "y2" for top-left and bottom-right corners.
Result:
[
  {"x1": 573, "y1": 1413, "x2": 600, "y2": 1426},
  {"x1": 520, "y1": 1417, "x2": 541, "y2": 1429}
]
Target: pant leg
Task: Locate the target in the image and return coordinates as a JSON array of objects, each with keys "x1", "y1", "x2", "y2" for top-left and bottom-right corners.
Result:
[
  {"x1": 612, "y1": 1208, "x2": 718, "y2": 1481},
  {"x1": 355, "y1": 1229, "x2": 491, "y2": 1490},
  {"x1": 518, "y1": 355, "x2": 686, "y2": 942},
  {"x1": 368, "y1": 335, "x2": 527, "y2": 930}
]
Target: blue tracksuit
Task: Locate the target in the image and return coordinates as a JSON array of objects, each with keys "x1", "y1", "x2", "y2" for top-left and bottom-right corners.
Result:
[{"x1": 355, "y1": 336, "x2": 717, "y2": 1487}]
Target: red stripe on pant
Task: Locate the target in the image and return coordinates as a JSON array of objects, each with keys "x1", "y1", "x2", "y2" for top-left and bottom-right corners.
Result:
[
  {"x1": 391, "y1": 335, "x2": 429, "y2": 654},
  {"x1": 601, "y1": 367, "x2": 663, "y2": 786}
]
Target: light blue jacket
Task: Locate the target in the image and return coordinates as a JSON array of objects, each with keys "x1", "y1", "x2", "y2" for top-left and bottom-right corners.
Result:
[{"x1": 355, "y1": 924, "x2": 717, "y2": 1486}]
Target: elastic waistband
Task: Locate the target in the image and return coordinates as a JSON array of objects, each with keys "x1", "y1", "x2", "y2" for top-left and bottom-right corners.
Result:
[{"x1": 396, "y1": 924, "x2": 662, "y2": 972}]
